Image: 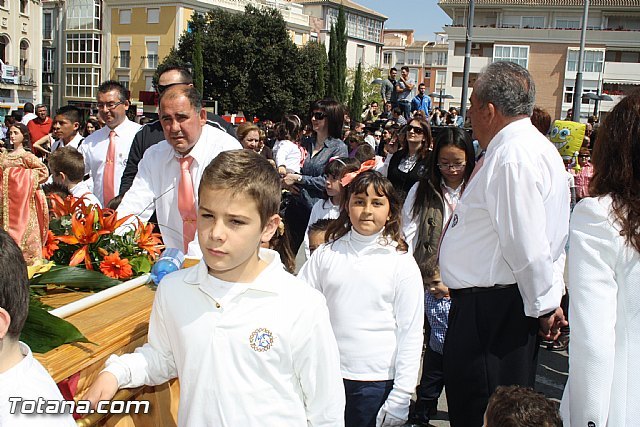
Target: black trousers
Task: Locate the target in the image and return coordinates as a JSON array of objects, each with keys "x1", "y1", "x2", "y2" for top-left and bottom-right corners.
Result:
[
  {"x1": 443, "y1": 285, "x2": 540, "y2": 427},
  {"x1": 282, "y1": 194, "x2": 312, "y2": 255}
]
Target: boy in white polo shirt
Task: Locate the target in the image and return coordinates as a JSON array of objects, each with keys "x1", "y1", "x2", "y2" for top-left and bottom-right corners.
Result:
[{"x1": 85, "y1": 150, "x2": 345, "y2": 426}]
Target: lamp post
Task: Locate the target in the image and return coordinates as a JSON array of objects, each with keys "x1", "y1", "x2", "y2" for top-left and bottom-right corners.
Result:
[
  {"x1": 582, "y1": 92, "x2": 613, "y2": 118},
  {"x1": 428, "y1": 88, "x2": 454, "y2": 110}
]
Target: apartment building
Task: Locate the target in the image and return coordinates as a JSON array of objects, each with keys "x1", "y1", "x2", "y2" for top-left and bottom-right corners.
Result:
[
  {"x1": 293, "y1": 0, "x2": 387, "y2": 68},
  {"x1": 0, "y1": 0, "x2": 42, "y2": 120},
  {"x1": 439, "y1": 0, "x2": 640, "y2": 120}
]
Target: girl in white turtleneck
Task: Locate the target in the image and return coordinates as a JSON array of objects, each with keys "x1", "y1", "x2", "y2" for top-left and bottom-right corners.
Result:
[{"x1": 299, "y1": 170, "x2": 424, "y2": 427}]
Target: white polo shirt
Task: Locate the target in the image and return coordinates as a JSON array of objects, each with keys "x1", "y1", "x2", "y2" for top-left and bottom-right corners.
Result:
[{"x1": 103, "y1": 249, "x2": 345, "y2": 426}]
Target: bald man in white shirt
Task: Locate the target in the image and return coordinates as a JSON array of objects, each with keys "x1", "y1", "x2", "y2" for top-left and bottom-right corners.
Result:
[
  {"x1": 116, "y1": 85, "x2": 241, "y2": 257},
  {"x1": 438, "y1": 62, "x2": 569, "y2": 427}
]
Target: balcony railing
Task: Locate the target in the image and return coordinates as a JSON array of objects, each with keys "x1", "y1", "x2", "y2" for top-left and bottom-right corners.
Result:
[{"x1": 1, "y1": 65, "x2": 37, "y2": 86}]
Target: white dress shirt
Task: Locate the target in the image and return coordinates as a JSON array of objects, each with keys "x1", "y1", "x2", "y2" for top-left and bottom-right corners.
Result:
[
  {"x1": 81, "y1": 119, "x2": 141, "y2": 205},
  {"x1": 69, "y1": 180, "x2": 101, "y2": 207},
  {"x1": 298, "y1": 229, "x2": 424, "y2": 422},
  {"x1": 560, "y1": 196, "x2": 640, "y2": 426},
  {"x1": 0, "y1": 342, "x2": 76, "y2": 426},
  {"x1": 20, "y1": 112, "x2": 36, "y2": 126},
  {"x1": 439, "y1": 118, "x2": 569, "y2": 318},
  {"x1": 273, "y1": 139, "x2": 302, "y2": 173},
  {"x1": 104, "y1": 249, "x2": 345, "y2": 427},
  {"x1": 116, "y1": 124, "x2": 241, "y2": 256},
  {"x1": 50, "y1": 132, "x2": 84, "y2": 153}
]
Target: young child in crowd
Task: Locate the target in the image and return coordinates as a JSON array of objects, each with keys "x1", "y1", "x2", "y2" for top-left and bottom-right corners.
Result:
[
  {"x1": 0, "y1": 228, "x2": 76, "y2": 426},
  {"x1": 303, "y1": 156, "x2": 359, "y2": 257},
  {"x1": 307, "y1": 218, "x2": 333, "y2": 255},
  {"x1": 484, "y1": 385, "x2": 562, "y2": 427},
  {"x1": 48, "y1": 146, "x2": 101, "y2": 207},
  {"x1": 85, "y1": 150, "x2": 344, "y2": 426},
  {"x1": 272, "y1": 115, "x2": 305, "y2": 175},
  {"x1": 50, "y1": 106, "x2": 84, "y2": 153},
  {"x1": 401, "y1": 127, "x2": 475, "y2": 425},
  {"x1": 299, "y1": 170, "x2": 424, "y2": 427}
]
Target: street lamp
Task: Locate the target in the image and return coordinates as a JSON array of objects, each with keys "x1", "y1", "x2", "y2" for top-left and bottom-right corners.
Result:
[
  {"x1": 428, "y1": 90, "x2": 454, "y2": 110},
  {"x1": 582, "y1": 92, "x2": 613, "y2": 118}
]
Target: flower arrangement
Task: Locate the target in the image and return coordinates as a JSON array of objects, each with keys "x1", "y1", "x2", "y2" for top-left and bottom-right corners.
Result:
[{"x1": 44, "y1": 194, "x2": 164, "y2": 279}]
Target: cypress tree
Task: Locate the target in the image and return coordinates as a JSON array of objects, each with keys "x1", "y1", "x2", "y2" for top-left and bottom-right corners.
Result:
[
  {"x1": 327, "y1": 6, "x2": 347, "y2": 103},
  {"x1": 348, "y1": 62, "x2": 364, "y2": 125}
]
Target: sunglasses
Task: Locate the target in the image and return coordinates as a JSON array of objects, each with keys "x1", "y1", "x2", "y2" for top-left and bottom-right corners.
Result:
[
  {"x1": 311, "y1": 111, "x2": 327, "y2": 120},
  {"x1": 406, "y1": 125, "x2": 424, "y2": 135},
  {"x1": 156, "y1": 82, "x2": 189, "y2": 94}
]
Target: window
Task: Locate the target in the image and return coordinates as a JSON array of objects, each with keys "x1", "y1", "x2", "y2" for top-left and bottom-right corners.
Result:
[
  {"x1": 566, "y1": 49, "x2": 603, "y2": 73},
  {"x1": 146, "y1": 41, "x2": 159, "y2": 69},
  {"x1": 43, "y1": 12, "x2": 53, "y2": 40},
  {"x1": 0, "y1": 0, "x2": 6, "y2": 9},
  {"x1": 42, "y1": 48, "x2": 55, "y2": 73},
  {"x1": 556, "y1": 19, "x2": 580, "y2": 29},
  {"x1": 119, "y1": 9, "x2": 131, "y2": 25},
  {"x1": 145, "y1": 76, "x2": 154, "y2": 91},
  {"x1": 66, "y1": 33, "x2": 101, "y2": 65},
  {"x1": 564, "y1": 86, "x2": 598, "y2": 105},
  {"x1": 118, "y1": 75, "x2": 129, "y2": 89},
  {"x1": 434, "y1": 51, "x2": 447, "y2": 66},
  {"x1": 19, "y1": 39, "x2": 28, "y2": 74},
  {"x1": 310, "y1": 32, "x2": 318, "y2": 43},
  {"x1": 424, "y1": 70, "x2": 432, "y2": 79},
  {"x1": 294, "y1": 33, "x2": 303, "y2": 45},
  {"x1": 147, "y1": 8, "x2": 160, "y2": 24},
  {"x1": 522, "y1": 16, "x2": 544, "y2": 28},
  {"x1": 406, "y1": 51, "x2": 422, "y2": 65},
  {"x1": 356, "y1": 45, "x2": 365, "y2": 64},
  {"x1": 119, "y1": 41, "x2": 130, "y2": 68},
  {"x1": 383, "y1": 52, "x2": 392, "y2": 65},
  {"x1": 65, "y1": 66, "x2": 101, "y2": 98},
  {"x1": 493, "y1": 45, "x2": 529, "y2": 68},
  {"x1": 325, "y1": 8, "x2": 382, "y2": 43},
  {"x1": 66, "y1": 0, "x2": 101, "y2": 31},
  {"x1": 436, "y1": 70, "x2": 446, "y2": 86},
  {"x1": 0, "y1": 35, "x2": 7, "y2": 63},
  {"x1": 20, "y1": 0, "x2": 27, "y2": 14}
]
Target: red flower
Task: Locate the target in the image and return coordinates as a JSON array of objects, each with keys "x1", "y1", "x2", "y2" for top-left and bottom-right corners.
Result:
[
  {"x1": 99, "y1": 252, "x2": 133, "y2": 280},
  {"x1": 135, "y1": 219, "x2": 164, "y2": 260},
  {"x1": 42, "y1": 230, "x2": 59, "y2": 259}
]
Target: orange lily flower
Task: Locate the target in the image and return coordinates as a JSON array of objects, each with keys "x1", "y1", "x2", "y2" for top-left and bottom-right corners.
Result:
[
  {"x1": 99, "y1": 251, "x2": 133, "y2": 279},
  {"x1": 135, "y1": 219, "x2": 164, "y2": 260},
  {"x1": 42, "y1": 230, "x2": 59, "y2": 259},
  {"x1": 47, "y1": 194, "x2": 86, "y2": 218},
  {"x1": 99, "y1": 208, "x2": 133, "y2": 234},
  {"x1": 56, "y1": 212, "x2": 103, "y2": 269}
]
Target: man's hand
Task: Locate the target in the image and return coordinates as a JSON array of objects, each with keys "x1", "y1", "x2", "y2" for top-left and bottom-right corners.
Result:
[
  {"x1": 83, "y1": 372, "x2": 119, "y2": 409},
  {"x1": 538, "y1": 307, "x2": 568, "y2": 340}
]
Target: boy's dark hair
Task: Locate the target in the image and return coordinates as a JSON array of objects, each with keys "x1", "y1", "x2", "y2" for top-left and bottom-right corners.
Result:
[
  {"x1": 23, "y1": 102, "x2": 35, "y2": 113},
  {"x1": 401, "y1": 66, "x2": 409, "y2": 72},
  {"x1": 354, "y1": 143, "x2": 375, "y2": 163},
  {"x1": 42, "y1": 182, "x2": 72, "y2": 199},
  {"x1": 0, "y1": 228, "x2": 29, "y2": 340},
  {"x1": 390, "y1": 67, "x2": 397, "y2": 73},
  {"x1": 98, "y1": 80, "x2": 128, "y2": 102},
  {"x1": 275, "y1": 115, "x2": 302, "y2": 141},
  {"x1": 48, "y1": 147, "x2": 85, "y2": 183},
  {"x1": 309, "y1": 218, "x2": 333, "y2": 234},
  {"x1": 393, "y1": 106, "x2": 403, "y2": 116},
  {"x1": 485, "y1": 385, "x2": 562, "y2": 427},
  {"x1": 531, "y1": 106, "x2": 551, "y2": 136},
  {"x1": 55, "y1": 105, "x2": 82, "y2": 127},
  {"x1": 199, "y1": 150, "x2": 281, "y2": 228}
]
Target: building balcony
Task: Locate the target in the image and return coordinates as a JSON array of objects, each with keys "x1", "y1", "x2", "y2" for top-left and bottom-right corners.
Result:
[
  {"x1": 139, "y1": 90, "x2": 158, "y2": 106},
  {"x1": 1, "y1": 65, "x2": 37, "y2": 87},
  {"x1": 603, "y1": 61, "x2": 640, "y2": 86}
]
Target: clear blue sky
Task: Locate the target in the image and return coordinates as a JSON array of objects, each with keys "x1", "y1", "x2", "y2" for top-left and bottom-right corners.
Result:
[{"x1": 357, "y1": 0, "x2": 451, "y2": 41}]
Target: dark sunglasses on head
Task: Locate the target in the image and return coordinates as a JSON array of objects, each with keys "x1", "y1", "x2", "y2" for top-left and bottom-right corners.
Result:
[
  {"x1": 311, "y1": 111, "x2": 327, "y2": 120},
  {"x1": 406, "y1": 125, "x2": 424, "y2": 135},
  {"x1": 156, "y1": 82, "x2": 189, "y2": 94}
]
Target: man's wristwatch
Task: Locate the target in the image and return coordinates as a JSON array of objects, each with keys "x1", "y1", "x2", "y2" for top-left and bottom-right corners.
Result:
[{"x1": 297, "y1": 175, "x2": 303, "y2": 183}]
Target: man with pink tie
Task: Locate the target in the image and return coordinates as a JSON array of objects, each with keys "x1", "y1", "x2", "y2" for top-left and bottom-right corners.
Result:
[{"x1": 81, "y1": 81, "x2": 141, "y2": 206}]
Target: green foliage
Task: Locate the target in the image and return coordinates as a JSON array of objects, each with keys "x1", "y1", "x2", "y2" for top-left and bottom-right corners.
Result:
[
  {"x1": 348, "y1": 62, "x2": 364, "y2": 124},
  {"x1": 193, "y1": 30, "x2": 204, "y2": 94},
  {"x1": 300, "y1": 41, "x2": 328, "y2": 102},
  {"x1": 327, "y1": 6, "x2": 348, "y2": 103},
  {"x1": 29, "y1": 266, "x2": 123, "y2": 289},
  {"x1": 22, "y1": 299, "x2": 92, "y2": 354},
  {"x1": 156, "y1": 5, "x2": 328, "y2": 120}
]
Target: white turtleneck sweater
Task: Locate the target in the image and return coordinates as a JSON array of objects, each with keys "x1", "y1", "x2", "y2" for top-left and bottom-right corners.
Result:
[{"x1": 298, "y1": 229, "x2": 424, "y2": 421}]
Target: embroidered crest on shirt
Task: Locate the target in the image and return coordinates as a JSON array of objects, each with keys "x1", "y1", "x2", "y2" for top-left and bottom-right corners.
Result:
[
  {"x1": 451, "y1": 213, "x2": 459, "y2": 228},
  {"x1": 249, "y1": 328, "x2": 274, "y2": 352}
]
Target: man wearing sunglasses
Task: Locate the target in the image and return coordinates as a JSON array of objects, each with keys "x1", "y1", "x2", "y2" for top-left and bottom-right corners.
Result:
[
  {"x1": 81, "y1": 80, "x2": 142, "y2": 206},
  {"x1": 119, "y1": 66, "x2": 237, "y2": 197}
]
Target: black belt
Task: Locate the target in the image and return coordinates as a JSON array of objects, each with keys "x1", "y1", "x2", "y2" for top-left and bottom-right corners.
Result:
[{"x1": 449, "y1": 283, "x2": 516, "y2": 296}]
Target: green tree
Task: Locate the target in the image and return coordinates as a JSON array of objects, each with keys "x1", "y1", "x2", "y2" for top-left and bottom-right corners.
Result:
[
  {"x1": 300, "y1": 41, "x2": 327, "y2": 102},
  {"x1": 192, "y1": 30, "x2": 204, "y2": 94},
  {"x1": 347, "y1": 65, "x2": 383, "y2": 106},
  {"x1": 327, "y1": 6, "x2": 347, "y2": 103},
  {"x1": 348, "y1": 62, "x2": 364, "y2": 124}
]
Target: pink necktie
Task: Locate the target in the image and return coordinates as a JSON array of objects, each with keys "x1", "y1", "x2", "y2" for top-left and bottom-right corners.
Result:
[
  {"x1": 178, "y1": 156, "x2": 197, "y2": 253},
  {"x1": 103, "y1": 130, "x2": 116, "y2": 204}
]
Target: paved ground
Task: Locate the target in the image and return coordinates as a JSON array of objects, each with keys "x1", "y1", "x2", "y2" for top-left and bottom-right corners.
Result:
[{"x1": 295, "y1": 247, "x2": 569, "y2": 426}]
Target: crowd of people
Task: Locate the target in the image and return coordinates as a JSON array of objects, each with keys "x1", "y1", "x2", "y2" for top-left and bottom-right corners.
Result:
[{"x1": 0, "y1": 60, "x2": 639, "y2": 427}]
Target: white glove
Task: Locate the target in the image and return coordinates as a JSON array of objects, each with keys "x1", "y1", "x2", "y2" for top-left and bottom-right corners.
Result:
[{"x1": 375, "y1": 407, "x2": 406, "y2": 427}]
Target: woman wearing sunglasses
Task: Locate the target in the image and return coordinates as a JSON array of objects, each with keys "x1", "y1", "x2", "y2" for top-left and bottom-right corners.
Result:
[
  {"x1": 385, "y1": 117, "x2": 433, "y2": 201},
  {"x1": 282, "y1": 99, "x2": 348, "y2": 253}
]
